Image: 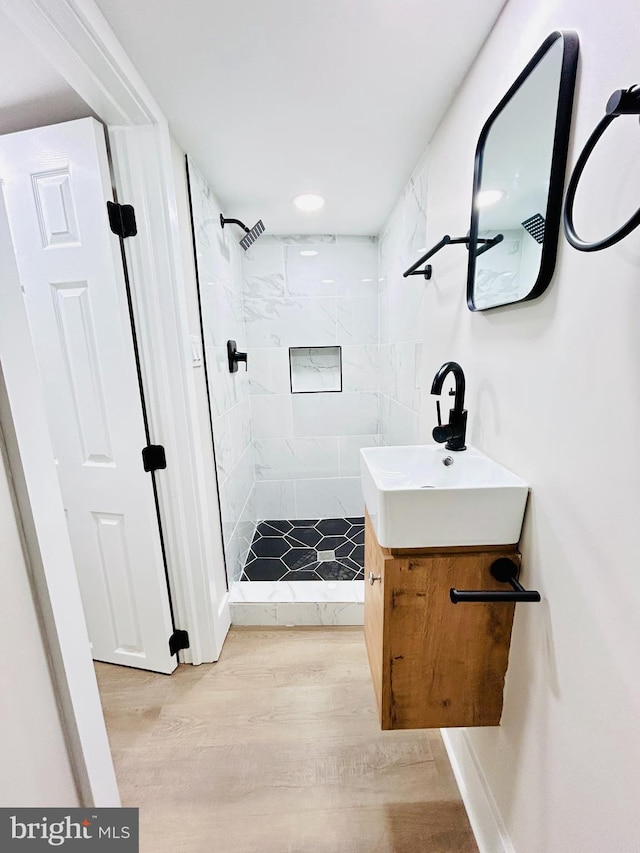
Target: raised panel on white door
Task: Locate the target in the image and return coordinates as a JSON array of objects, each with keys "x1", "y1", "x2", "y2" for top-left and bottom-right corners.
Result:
[
  {"x1": 32, "y1": 169, "x2": 81, "y2": 248},
  {"x1": 51, "y1": 281, "x2": 114, "y2": 466},
  {"x1": 0, "y1": 118, "x2": 176, "y2": 673},
  {"x1": 92, "y1": 511, "x2": 143, "y2": 655}
]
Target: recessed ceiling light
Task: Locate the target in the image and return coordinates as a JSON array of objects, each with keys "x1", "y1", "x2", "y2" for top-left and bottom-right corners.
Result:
[
  {"x1": 300, "y1": 250, "x2": 318, "y2": 257},
  {"x1": 361, "y1": 278, "x2": 373, "y2": 282},
  {"x1": 475, "y1": 189, "x2": 506, "y2": 209},
  {"x1": 320, "y1": 279, "x2": 335, "y2": 283},
  {"x1": 293, "y1": 193, "x2": 325, "y2": 212}
]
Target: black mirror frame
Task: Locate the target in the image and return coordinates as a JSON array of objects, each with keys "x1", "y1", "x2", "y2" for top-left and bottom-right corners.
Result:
[{"x1": 466, "y1": 30, "x2": 579, "y2": 312}]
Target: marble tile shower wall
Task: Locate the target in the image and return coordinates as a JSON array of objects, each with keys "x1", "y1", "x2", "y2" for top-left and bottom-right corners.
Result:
[
  {"x1": 378, "y1": 156, "x2": 428, "y2": 446},
  {"x1": 187, "y1": 158, "x2": 255, "y2": 584},
  {"x1": 241, "y1": 236, "x2": 380, "y2": 520}
]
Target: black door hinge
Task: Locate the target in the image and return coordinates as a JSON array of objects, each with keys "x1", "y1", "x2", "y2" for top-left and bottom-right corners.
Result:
[
  {"x1": 169, "y1": 629, "x2": 190, "y2": 656},
  {"x1": 142, "y1": 444, "x2": 166, "y2": 472},
  {"x1": 107, "y1": 200, "x2": 137, "y2": 238}
]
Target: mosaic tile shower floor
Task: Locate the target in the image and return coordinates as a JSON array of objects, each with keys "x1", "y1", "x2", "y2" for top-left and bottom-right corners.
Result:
[{"x1": 241, "y1": 517, "x2": 365, "y2": 582}]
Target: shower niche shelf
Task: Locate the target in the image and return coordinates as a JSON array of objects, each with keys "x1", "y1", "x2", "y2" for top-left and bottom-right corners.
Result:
[{"x1": 289, "y1": 346, "x2": 342, "y2": 393}]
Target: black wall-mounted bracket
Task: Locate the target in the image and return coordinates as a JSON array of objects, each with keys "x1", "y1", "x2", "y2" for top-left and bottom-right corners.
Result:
[
  {"x1": 450, "y1": 557, "x2": 541, "y2": 604},
  {"x1": 403, "y1": 233, "x2": 504, "y2": 280},
  {"x1": 404, "y1": 262, "x2": 433, "y2": 280},
  {"x1": 227, "y1": 339, "x2": 248, "y2": 372}
]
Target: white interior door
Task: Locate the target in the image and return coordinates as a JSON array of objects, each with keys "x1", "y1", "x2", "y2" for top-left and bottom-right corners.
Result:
[{"x1": 0, "y1": 117, "x2": 176, "y2": 674}]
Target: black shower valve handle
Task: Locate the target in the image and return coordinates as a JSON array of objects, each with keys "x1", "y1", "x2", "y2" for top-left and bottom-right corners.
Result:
[{"x1": 227, "y1": 339, "x2": 248, "y2": 373}]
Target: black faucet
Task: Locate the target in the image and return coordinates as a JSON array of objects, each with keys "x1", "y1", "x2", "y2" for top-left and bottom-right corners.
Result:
[{"x1": 430, "y1": 362, "x2": 467, "y2": 451}]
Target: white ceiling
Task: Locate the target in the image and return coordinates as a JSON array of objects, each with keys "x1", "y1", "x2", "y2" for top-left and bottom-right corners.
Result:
[
  {"x1": 0, "y1": 11, "x2": 93, "y2": 136},
  {"x1": 94, "y1": 0, "x2": 507, "y2": 235},
  {"x1": 18, "y1": 0, "x2": 507, "y2": 236}
]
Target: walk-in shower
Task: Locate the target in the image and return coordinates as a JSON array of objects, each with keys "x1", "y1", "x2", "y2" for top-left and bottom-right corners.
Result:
[{"x1": 186, "y1": 156, "x2": 380, "y2": 624}]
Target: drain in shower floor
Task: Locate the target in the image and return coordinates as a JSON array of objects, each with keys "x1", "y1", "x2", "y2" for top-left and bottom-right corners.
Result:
[{"x1": 241, "y1": 517, "x2": 364, "y2": 582}]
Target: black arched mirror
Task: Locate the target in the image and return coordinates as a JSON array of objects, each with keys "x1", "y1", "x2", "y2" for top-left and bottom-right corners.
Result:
[{"x1": 467, "y1": 31, "x2": 579, "y2": 311}]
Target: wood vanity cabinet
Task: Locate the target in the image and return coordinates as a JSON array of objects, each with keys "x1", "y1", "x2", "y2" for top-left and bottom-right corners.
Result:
[{"x1": 363, "y1": 512, "x2": 519, "y2": 729}]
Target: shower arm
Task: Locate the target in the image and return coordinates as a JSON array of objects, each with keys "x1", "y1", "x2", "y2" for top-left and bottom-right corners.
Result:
[{"x1": 219, "y1": 214, "x2": 250, "y2": 234}]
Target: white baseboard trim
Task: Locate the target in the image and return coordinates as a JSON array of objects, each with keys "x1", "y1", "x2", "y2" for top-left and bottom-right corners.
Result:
[{"x1": 441, "y1": 728, "x2": 515, "y2": 853}]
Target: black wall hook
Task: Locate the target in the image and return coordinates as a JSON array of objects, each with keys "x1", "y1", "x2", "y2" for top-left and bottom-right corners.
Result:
[{"x1": 450, "y1": 558, "x2": 541, "y2": 604}]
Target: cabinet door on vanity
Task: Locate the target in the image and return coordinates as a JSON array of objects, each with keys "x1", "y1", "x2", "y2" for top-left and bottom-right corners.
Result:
[{"x1": 363, "y1": 514, "x2": 518, "y2": 729}]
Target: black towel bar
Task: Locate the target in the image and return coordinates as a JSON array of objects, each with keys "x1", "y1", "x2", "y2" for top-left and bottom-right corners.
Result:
[
  {"x1": 402, "y1": 233, "x2": 504, "y2": 280},
  {"x1": 450, "y1": 558, "x2": 541, "y2": 604}
]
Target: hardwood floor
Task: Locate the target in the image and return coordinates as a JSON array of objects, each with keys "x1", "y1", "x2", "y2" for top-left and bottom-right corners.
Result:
[{"x1": 95, "y1": 627, "x2": 478, "y2": 853}]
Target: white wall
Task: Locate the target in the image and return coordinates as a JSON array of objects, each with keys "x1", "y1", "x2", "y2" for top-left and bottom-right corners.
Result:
[
  {"x1": 378, "y1": 156, "x2": 428, "y2": 445},
  {"x1": 0, "y1": 9, "x2": 94, "y2": 136},
  {"x1": 242, "y1": 236, "x2": 379, "y2": 520},
  {"x1": 407, "y1": 0, "x2": 640, "y2": 849},
  {"x1": 0, "y1": 412, "x2": 79, "y2": 806},
  {"x1": 185, "y1": 157, "x2": 255, "y2": 584},
  {"x1": 170, "y1": 139, "x2": 228, "y2": 596}
]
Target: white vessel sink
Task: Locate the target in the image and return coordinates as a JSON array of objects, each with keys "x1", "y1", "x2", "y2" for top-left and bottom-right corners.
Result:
[{"x1": 360, "y1": 444, "x2": 529, "y2": 549}]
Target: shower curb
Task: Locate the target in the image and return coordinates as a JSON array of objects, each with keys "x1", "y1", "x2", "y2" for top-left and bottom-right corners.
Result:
[{"x1": 229, "y1": 580, "x2": 364, "y2": 626}]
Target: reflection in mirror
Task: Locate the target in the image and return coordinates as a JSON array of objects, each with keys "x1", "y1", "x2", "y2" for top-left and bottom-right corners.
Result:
[{"x1": 467, "y1": 31, "x2": 579, "y2": 311}]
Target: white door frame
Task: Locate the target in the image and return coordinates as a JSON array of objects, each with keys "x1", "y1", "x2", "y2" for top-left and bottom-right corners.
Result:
[
  {"x1": 3, "y1": 0, "x2": 230, "y2": 666},
  {"x1": 0, "y1": 0, "x2": 230, "y2": 806}
]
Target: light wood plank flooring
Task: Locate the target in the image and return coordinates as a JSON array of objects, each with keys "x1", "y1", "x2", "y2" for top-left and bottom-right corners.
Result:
[{"x1": 96, "y1": 627, "x2": 478, "y2": 853}]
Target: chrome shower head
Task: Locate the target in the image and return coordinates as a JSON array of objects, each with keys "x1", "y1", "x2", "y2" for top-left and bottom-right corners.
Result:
[{"x1": 220, "y1": 214, "x2": 265, "y2": 250}]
